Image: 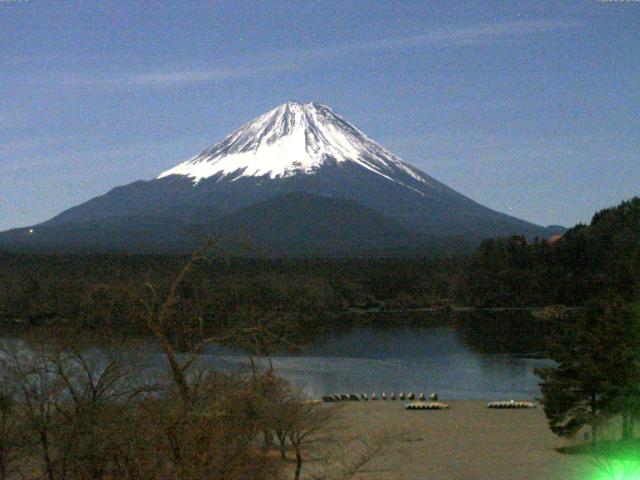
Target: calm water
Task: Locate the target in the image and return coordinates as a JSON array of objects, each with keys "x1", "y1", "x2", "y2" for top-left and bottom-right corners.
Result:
[
  {"x1": 195, "y1": 325, "x2": 552, "y2": 400},
  {"x1": 1, "y1": 325, "x2": 552, "y2": 400}
]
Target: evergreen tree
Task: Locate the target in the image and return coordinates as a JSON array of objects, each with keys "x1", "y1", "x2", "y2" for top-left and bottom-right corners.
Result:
[
  {"x1": 536, "y1": 301, "x2": 635, "y2": 443},
  {"x1": 614, "y1": 300, "x2": 640, "y2": 440}
]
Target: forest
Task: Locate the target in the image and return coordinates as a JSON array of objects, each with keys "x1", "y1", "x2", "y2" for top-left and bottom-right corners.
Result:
[
  {"x1": 459, "y1": 197, "x2": 640, "y2": 307},
  {"x1": 1, "y1": 197, "x2": 638, "y2": 332}
]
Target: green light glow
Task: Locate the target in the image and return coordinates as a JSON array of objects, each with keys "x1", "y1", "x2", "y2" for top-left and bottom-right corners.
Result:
[
  {"x1": 589, "y1": 459, "x2": 640, "y2": 480},
  {"x1": 562, "y1": 437, "x2": 640, "y2": 480}
]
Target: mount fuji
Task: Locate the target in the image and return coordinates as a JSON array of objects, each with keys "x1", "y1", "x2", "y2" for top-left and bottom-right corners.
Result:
[{"x1": 0, "y1": 102, "x2": 562, "y2": 255}]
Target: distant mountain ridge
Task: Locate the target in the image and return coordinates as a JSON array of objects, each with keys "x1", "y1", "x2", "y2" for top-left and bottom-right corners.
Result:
[{"x1": 0, "y1": 101, "x2": 563, "y2": 256}]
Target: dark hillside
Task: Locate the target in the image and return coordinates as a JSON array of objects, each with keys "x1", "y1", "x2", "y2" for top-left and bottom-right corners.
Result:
[{"x1": 459, "y1": 197, "x2": 640, "y2": 307}]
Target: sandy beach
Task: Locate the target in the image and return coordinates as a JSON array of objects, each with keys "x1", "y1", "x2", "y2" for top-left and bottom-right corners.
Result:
[{"x1": 317, "y1": 400, "x2": 596, "y2": 480}]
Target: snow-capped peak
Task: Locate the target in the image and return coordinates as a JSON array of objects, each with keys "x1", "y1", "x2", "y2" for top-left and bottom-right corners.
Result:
[{"x1": 158, "y1": 101, "x2": 431, "y2": 191}]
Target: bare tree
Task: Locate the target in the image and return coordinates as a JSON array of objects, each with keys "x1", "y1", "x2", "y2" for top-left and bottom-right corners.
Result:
[
  {"x1": 1, "y1": 342, "x2": 63, "y2": 480},
  {"x1": 97, "y1": 242, "x2": 291, "y2": 479},
  {"x1": 309, "y1": 431, "x2": 402, "y2": 480},
  {"x1": 0, "y1": 380, "x2": 19, "y2": 480},
  {"x1": 250, "y1": 371, "x2": 298, "y2": 458},
  {"x1": 0, "y1": 244, "x2": 399, "y2": 480},
  {"x1": 0, "y1": 330, "x2": 158, "y2": 480},
  {"x1": 127, "y1": 242, "x2": 215, "y2": 404},
  {"x1": 287, "y1": 400, "x2": 340, "y2": 480},
  {"x1": 47, "y1": 337, "x2": 151, "y2": 480}
]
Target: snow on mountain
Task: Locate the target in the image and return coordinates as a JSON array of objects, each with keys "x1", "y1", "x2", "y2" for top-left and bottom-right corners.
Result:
[
  {"x1": 158, "y1": 101, "x2": 433, "y2": 194},
  {"x1": 0, "y1": 100, "x2": 559, "y2": 255}
]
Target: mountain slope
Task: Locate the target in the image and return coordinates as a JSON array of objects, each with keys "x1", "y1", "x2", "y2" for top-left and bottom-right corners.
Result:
[
  {"x1": 2, "y1": 193, "x2": 453, "y2": 256},
  {"x1": 0, "y1": 101, "x2": 561, "y2": 255},
  {"x1": 208, "y1": 192, "x2": 416, "y2": 256}
]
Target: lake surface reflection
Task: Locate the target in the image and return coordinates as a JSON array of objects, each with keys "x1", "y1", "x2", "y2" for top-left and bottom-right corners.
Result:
[{"x1": 197, "y1": 326, "x2": 552, "y2": 400}]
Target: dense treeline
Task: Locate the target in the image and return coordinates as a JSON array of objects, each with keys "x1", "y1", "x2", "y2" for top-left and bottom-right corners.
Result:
[
  {"x1": 0, "y1": 253, "x2": 457, "y2": 330},
  {"x1": 2, "y1": 197, "x2": 638, "y2": 332},
  {"x1": 460, "y1": 197, "x2": 640, "y2": 307},
  {"x1": 527, "y1": 198, "x2": 640, "y2": 458},
  {"x1": 460, "y1": 198, "x2": 640, "y2": 453},
  {"x1": 0, "y1": 197, "x2": 635, "y2": 339}
]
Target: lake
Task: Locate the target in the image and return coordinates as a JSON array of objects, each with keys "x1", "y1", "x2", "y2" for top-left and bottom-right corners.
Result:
[
  {"x1": 196, "y1": 325, "x2": 552, "y2": 400},
  {"x1": 1, "y1": 323, "x2": 552, "y2": 401}
]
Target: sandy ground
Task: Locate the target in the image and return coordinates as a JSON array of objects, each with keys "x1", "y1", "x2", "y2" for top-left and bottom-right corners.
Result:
[{"x1": 310, "y1": 400, "x2": 597, "y2": 480}]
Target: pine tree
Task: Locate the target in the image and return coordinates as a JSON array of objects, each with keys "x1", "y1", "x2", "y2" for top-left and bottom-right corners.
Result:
[
  {"x1": 536, "y1": 301, "x2": 635, "y2": 443},
  {"x1": 615, "y1": 301, "x2": 640, "y2": 440}
]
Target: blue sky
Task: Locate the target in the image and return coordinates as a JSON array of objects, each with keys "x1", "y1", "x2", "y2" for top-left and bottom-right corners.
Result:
[{"x1": 1, "y1": 0, "x2": 638, "y2": 230}]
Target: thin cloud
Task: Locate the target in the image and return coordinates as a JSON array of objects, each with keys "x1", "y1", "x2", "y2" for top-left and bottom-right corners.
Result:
[
  {"x1": 282, "y1": 19, "x2": 580, "y2": 60},
  {"x1": 48, "y1": 64, "x2": 298, "y2": 88},
  {"x1": 24, "y1": 19, "x2": 579, "y2": 89}
]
